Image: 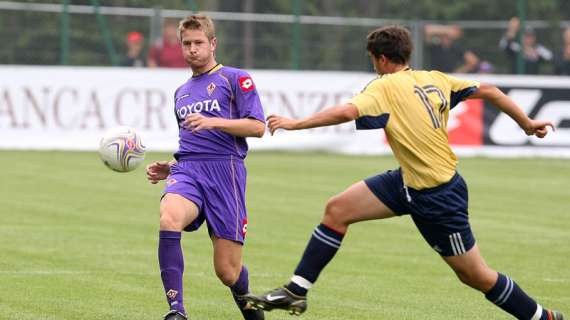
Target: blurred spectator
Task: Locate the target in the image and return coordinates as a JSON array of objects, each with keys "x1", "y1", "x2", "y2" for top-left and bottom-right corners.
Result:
[
  {"x1": 424, "y1": 24, "x2": 479, "y2": 73},
  {"x1": 148, "y1": 18, "x2": 187, "y2": 68},
  {"x1": 477, "y1": 60, "x2": 495, "y2": 74},
  {"x1": 499, "y1": 17, "x2": 552, "y2": 74},
  {"x1": 120, "y1": 31, "x2": 146, "y2": 67},
  {"x1": 554, "y1": 27, "x2": 570, "y2": 75}
]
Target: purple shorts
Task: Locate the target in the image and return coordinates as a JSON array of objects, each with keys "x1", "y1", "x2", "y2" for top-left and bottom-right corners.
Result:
[{"x1": 163, "y1": 156, "x2": 248, "y2": 243}]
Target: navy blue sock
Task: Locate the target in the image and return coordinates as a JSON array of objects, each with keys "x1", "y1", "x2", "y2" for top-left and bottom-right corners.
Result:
[
  {"x1": 158, "y1": 231, "x2": 186, "y2": 314},
  {"x1": 286, "y1": 223, "x2": 345, "y2": 296},
  {"x1": 485, "y1": 273, "x2": 545, "y2": 320}
]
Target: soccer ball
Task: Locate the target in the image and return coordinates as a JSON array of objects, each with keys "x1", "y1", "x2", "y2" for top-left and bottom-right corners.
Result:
[{"x1": 98, "y1": 126, "x2": 146, "y2": 172}]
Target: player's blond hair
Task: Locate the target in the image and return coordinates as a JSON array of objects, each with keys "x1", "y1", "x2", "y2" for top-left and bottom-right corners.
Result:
[{"x1": 178, "y1": 15, "x2": 216, "y2": 40}]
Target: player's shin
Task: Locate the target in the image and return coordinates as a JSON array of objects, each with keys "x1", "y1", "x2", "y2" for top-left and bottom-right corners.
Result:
[
  {"x1": 159, "y1": 231, "x2": 186, "y2": 315},
  {"x1": 286, "y1": 223, "x2": 345, "y2": 296}
]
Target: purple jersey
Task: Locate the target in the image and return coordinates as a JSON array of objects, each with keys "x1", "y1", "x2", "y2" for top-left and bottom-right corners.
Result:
[{"x1": 173, "y1": 64, "x2": 265, "y2": 159}]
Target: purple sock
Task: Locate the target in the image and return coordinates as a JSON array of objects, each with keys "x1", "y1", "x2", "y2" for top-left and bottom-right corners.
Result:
[
  {"x1": 158, "y1": 231, "x2": 185, "y2": 315},
  {"x1": 230, "y1": 265, "x2": 249, "y2": 296},
  {"x1": 230, "y1": 266, "x2": 265, "y2": 320}
]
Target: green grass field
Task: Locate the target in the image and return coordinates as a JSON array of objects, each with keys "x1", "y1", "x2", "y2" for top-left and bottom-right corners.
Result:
[{"x1": 0, "y1": 151, "x2": 568, "y2": 320}]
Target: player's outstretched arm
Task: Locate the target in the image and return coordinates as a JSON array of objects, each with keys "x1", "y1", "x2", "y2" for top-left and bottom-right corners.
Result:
[
  {"x1": 467, "y1": 83, "x2": 554, "y2": 138},
  {"x1": 182, "y1": 114, "x2": 265, "y2": 138},
  {"x1": 267, "y1": 104, "x2": 359, "y2": 135}
]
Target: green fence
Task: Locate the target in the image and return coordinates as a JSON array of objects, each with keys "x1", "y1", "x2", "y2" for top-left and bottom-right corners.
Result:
[{"x1": 1, "y1": 0, "x2": 569, "y2": 75}]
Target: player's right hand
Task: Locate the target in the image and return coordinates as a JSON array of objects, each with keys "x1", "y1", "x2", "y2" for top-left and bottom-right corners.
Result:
[
  {"x1": 146, "y1": 161, "x2": 171, "y2": 184},
  {"x1": 267, "y1": 114, "x2": 299, "y2": 135},
  {"x1": 523, "y1": 119, "x2": 555, "y2": 138}
]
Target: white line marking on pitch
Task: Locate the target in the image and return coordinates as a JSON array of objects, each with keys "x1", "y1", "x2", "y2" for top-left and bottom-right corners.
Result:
[{"x1": 544, "y1": 278, "x2": 568, "y2": 283}]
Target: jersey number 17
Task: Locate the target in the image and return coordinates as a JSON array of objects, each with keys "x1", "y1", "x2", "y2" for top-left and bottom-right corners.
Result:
[{"x1": 413, "y1": 85, "x2": 448, "y2": 129}]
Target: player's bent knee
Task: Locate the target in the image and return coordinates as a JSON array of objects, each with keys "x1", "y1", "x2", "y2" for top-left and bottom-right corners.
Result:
[
  {"x1": 324, "y1": 196, "x2": 348, "y2": 223},
  {"x1": 159, "y1": 208, "x2": 185, "y2": 231},
  {"x1": 159, "y1": 214, "x2": 177, "y2": 231}
]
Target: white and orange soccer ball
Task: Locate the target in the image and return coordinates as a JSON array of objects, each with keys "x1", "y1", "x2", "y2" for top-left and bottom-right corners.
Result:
[{"x1": 98, "y1": 126, "x2": 146, "y2": 172}]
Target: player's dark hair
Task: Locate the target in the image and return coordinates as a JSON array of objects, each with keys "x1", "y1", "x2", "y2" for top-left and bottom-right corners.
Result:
[{"x1": 366, "y1": 25, "x2": 412, "y2": 64}]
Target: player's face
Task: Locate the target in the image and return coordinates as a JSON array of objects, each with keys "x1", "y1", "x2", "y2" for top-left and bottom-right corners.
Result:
[{"x1": 180, "y1": 29, "x2": 216, "y2": 69}]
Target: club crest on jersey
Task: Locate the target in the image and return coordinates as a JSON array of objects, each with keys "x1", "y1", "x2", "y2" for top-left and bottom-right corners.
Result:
[
  {"x1": 239, "y1": 76, "x2": 255, "y2": 92},
  {"x1": 207, "y1": 82, "x2": 216, "y2": 96},
  {"x1": 166, "y1": 289, "x2": 178, "y2": 299}
]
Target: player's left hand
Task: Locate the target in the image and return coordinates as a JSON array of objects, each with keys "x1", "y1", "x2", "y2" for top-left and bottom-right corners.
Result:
[
  {"x1": 524, "y1": 119, "x2": 555, "y2": 138},
  {"x1": 183, "y1": 113, "x2": 218, "y2": 132},
  {"x1": 267, "y1": 114, "x2": 299, "y2": 135},
  {"x1": 146, "y1": 161, "x2": 170, "y2": 184}
]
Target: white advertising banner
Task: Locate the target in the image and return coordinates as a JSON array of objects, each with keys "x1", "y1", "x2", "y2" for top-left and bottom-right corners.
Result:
[{"x1": 1, "y1": 66, "x2": 569, "y2": 157}]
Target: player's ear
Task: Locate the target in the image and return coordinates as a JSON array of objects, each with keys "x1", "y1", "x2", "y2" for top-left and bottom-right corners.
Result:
[
  {"x1": 210, "y1": 37, "x2": 217, "y2": 51},
  {"x1": 371, "y1": 52, "x2": 384, "y2": 64}
]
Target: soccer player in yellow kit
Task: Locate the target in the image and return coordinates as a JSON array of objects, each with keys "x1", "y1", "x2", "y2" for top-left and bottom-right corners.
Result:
[{"x1": 245, "y1": 25, "x2": 564, "y2": 320}]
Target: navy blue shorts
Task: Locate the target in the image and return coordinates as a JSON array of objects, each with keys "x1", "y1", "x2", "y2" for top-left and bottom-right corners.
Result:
[{"x1": 365, "y1": 169, "x2": 475, "y2": 257}]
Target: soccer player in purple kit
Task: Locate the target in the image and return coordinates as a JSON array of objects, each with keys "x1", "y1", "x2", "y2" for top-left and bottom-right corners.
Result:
[{"x1": 145, "y1": 15, "x2": 265, "y2": 320}]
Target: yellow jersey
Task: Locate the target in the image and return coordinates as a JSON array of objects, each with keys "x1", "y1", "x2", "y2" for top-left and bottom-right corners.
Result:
[{"x1": 350, "y1": 68, "x2": 479, "y2": 190}]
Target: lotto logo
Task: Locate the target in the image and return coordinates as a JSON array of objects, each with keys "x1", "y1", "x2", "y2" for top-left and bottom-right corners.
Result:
[
  {"x1": 239, "y1": 76, "x2": 255, "y2": 92},
  {"x1": 242, "y1": 218, "x2": 248, "y2": 237},
  {"x1": 486, "y1": 88, "x2": 570, "y2": 146}
]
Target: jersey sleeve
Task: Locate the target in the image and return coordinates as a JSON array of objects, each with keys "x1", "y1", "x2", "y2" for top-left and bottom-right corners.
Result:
[
  {"x1": 350, "y1": 78, "x2": 391, "y2": 130},
  {"x1": 350, "y1": 78, "x2": 390, "y2": 116},
  {"x1": 442, "y1": 73, "x2": 480, "y2": 108},
  {"x1": 233, "y1": 71, "x2": 265, "y2": 123}
]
